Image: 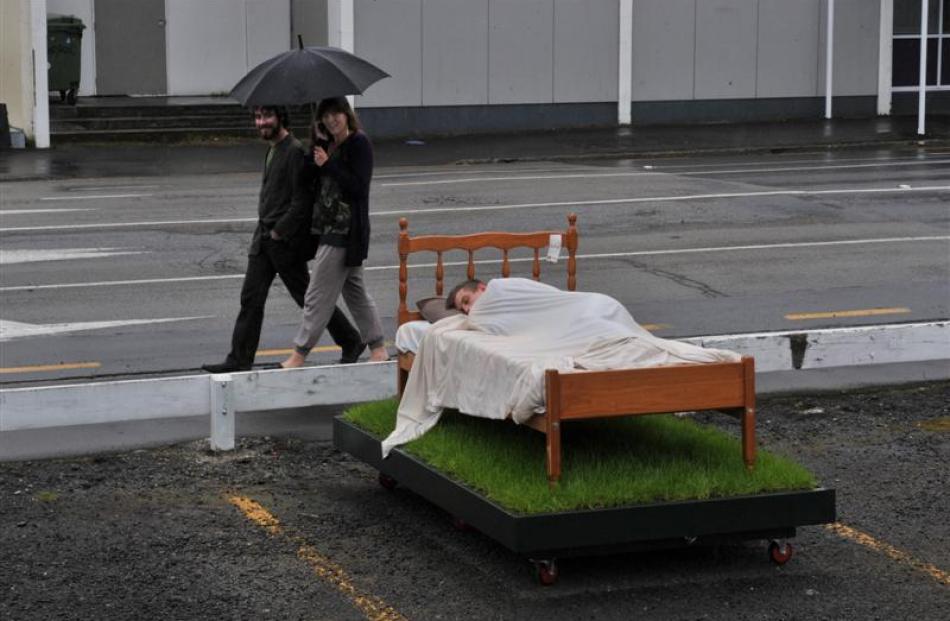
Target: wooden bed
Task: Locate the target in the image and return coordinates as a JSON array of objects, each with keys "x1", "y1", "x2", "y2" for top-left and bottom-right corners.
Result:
[{"x1": 396, "y1": 213, "x2": 756, "y2": 484}]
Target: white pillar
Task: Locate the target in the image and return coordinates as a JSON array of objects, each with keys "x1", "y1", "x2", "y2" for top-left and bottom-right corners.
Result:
[
  {"x1": 617, "y1": 0, "x2": 633, "y2": 125},
  {"x1": 327, "y1": 0, "x2": 354, "y2": 51},
  {"x1": 877, "y1": 0, "x2": 893, "y2": 115},
  {"x1": 825, "y1": 0, "x2": 835, "y2": 120},
  {"x1": 918, "y1": 0, "x2": 929, "y2": 135},
  {"x1": 209, "y1": 374, "x2": 235, "y2": 451},
  {"x1": 327, "y1": 0, "x2": 355, "y2": 107},
  {"x1": 30, "y1": 0, "x2": 50, "y2": 148}
]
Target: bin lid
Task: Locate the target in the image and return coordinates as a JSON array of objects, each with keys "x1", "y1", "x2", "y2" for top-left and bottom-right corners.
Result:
[{"x1": 47, "y1": 14, "x2": 86, "y2": 29}]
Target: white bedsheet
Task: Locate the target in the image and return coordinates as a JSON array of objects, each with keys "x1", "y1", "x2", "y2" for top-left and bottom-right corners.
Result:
[
  {"x1": 381, "y1": 278, "x2": 740, "y2": 457},
  {"x1": 395, "y1": 320, "x2": 431, "y2": 353}
]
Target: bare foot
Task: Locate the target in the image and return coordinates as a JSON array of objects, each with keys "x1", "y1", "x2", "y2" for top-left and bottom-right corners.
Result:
[
  {"x1": 369, "y1": 346, "x2": 388, "y2": 362},
  {"x1": 280, "y1": 351, "x2": 307, "y2": 368}
]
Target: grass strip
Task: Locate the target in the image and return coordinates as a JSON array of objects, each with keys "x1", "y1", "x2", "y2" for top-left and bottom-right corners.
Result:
[{"x1": 343, "y1": 399, "x2": 817, "y2": 515}]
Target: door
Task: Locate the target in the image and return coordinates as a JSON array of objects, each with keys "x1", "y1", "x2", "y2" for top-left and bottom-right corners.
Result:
[{"x1": 94, "y1": 0, "x2": 167, "y2": 95}]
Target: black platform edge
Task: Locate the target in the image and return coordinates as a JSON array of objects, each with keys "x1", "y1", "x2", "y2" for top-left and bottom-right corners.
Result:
[{"x1": 333, "y1": 417, "x2": 836, "y2": 557}]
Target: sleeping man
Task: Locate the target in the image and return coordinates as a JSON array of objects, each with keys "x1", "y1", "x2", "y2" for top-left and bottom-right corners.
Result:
[{"x1": 382, "y1": 277, "x2": 740, "y2": 457}]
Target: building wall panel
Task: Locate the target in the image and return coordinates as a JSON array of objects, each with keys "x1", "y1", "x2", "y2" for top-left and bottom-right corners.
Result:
[
  {"x1": 553, "y1": 0, "x2": 617, "y2": 102},
  {"x1": 631, "y1": 0, "x2": 695, "y2": 101},
  {"x1": 757, "y1": 0, "x2": 820, "y2": 97},
  {"x1": 488, "y1": 0, "x2": 554, "y2": 104},
  {"x1": 166, "y1": 0, "x2": 288, "y2": 96},
  {"x1": 694, "y1": 0, "x2": 758, "y2": 99},
  {"x1": 246, "y1": 0, "x2": 290, "y2": 70},
  {"x1": 355, "y1": 0, "x2": 422, "y2": 107},
  {"x1": 421, "y1": 0, "x2": 489, "y2": 105},
  {"x1": 166, "y1": 0, "x2": 245, "y2": 95},
  {"x1": 819, "y1": 0, "x2": 879, "y2": 96}
]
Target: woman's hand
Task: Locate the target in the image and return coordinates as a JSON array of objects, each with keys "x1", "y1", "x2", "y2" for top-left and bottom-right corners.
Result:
[{"x1": 313, "y1": 146, "x2": 329, "y2": 167}]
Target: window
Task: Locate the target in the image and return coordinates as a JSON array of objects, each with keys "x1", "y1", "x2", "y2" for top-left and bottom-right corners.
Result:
[{"x1": 893, "y1": 0, "x2": 949, "y2": 90}]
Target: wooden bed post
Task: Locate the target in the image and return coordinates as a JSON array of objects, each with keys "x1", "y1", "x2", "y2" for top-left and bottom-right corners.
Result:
[
  {"x1": 398, "y1": 218, "x2": 410, "y2": 326},
  {"x1": 741, "y1": 356, "x2": 757, "y2": 471},
  {"x1": 544, "y1": 369, "x2": 563, "y2": 486},
  {"x1": 565, "y1": 213, "x2": 578, "y2": 291},
  {"x1": 398, "y1": 218, "x2": 411, "y2": 396}
]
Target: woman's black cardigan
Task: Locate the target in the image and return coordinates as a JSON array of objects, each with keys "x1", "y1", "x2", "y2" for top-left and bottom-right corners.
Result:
[{"x1": 312, "y1": 130, "x2": 374, "y2": 267}]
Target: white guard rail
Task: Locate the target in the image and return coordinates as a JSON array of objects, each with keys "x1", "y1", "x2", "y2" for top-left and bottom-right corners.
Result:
[{"x1": 0, "y1": 322, "x2": 946, "y2": 450}]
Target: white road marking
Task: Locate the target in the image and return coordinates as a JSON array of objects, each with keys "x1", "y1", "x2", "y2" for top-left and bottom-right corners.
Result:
[
  {"x1": 684, "y1": 159, "x2": 950, "y2": 176},
  {"x1": 0, "y1": 316, "x2": 213, "y2": 341},
  {"x1": 0, "y1": 217, "x2": 255, "y2": 233},
  {"x1": 378, "y1": 159, "x2": 950, "y2": 187},
  {"x1": 1, "y1": 208, "x2": 94, "y2": 215},
  {"x1": 3, "y1": 185, "x2": 948, "y2": 233},
  {"x1": 379, "y1": 172, "x2": 661, "y2": 187},
  {"x1": 645, "y1": 153, "x2": 942, "y2": 170},
  {"x1": 373, "y1": 185, "x2": 950, "y2": 217},
  {"x1": 1, "y1": 274, "x2": 245, "y2": 292},
  {"x1": 1, "y1": 235, "x2": 945, "y2": 293},
  {"x1": 0, "y1": 248, "x2": 145, "y2": 265},
  {"x1": 39, "y1": 193, "x2": 152, "y2": 201},
  {"x1": 374, "y1": 166, "x2": 594, "y2": 180},
  {"x1": 64, "y1": 184, "x2": 161, "y2": 191}
]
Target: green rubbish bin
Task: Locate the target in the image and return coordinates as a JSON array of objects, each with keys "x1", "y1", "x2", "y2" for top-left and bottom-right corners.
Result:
[{"x1": 47, "y1": 14, "x2": 85, "y2": 105}]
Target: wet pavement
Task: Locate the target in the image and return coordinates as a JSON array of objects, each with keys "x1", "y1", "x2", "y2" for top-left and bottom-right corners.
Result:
[
  {"x1": 1, "y1": 382, "x2": 947, "y2": 620},
  {"x1": 3, "y1": 115, "x2": 949, "y2": 182}
]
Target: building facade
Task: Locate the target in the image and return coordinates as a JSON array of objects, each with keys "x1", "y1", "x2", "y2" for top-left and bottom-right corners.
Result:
[{"x1": 2, "y1": 1, "x2": 944, "y2": 143}]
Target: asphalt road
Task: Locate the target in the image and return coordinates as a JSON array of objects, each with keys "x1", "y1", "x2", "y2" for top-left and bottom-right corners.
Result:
[
  {"x1": 1, "y1": 146, "x2": 948, "y2": 384},
  {"x1": 1, "y1": 382, "x2": 947, "y2": 620}
]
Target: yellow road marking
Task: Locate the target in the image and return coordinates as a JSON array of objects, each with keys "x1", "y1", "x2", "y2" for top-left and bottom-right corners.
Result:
[
  {"x1": 0, "y1": 361, "x2": 101, "y2": 374},
  {"x1": 257, "y1": 340, "x2": 396, "y2": 358},
  {"x1": 228, "y1": 495, "x2": 407, "y2": 621},
  {"x1": 257, "y1": 346, "x2": 338, "y2": 357},
  {"x1": 785, "y1": 307, "x2": 910, "y2": 321},
  {"x1": 826, "y1": 522, "x2": 950, "y2": 586},
  {"x1": 641, "y1": 323, "x2": 669, "y2": 332}
]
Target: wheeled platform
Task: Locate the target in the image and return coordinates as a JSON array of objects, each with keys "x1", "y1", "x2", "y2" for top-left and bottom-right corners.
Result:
[{"x1": 334, "y1": 417, "x2": 836, "y2": 584}]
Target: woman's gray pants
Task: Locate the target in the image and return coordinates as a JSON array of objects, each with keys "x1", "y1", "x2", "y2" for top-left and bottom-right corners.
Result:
[{"x1": 293, "y1": 244, "x2": 385, "y2": 355}]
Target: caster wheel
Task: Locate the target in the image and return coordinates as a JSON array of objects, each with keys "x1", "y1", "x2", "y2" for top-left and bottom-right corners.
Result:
[
  {"x1": 769, "y1": 540, "x2": 793, "y2": 566},
  {"x1": 532, "y1": 559, "x2": 558, "y2": 586},
  {"x1": 378, "y1": 472, "x2": 397, "y2": 490}
]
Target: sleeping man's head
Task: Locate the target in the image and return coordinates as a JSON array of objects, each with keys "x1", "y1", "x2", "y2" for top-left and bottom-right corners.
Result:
[{"x1": 446, "y1": 279, "x2": 487, "y2": 314}]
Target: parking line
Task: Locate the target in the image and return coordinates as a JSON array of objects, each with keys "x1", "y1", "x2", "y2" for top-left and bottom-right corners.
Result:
[
  {"x1": 785, "y1": 307, "x2": 911, "y2": 321},
  {"x1": 826, "y1": 522, "x2": 950, "y2": 586},
  {"x1": 0, "y1": 361, "x2": 101, "y2": 374},
  {"x1": 228, "y1": 495, "x2": 407, "y2": 621}
]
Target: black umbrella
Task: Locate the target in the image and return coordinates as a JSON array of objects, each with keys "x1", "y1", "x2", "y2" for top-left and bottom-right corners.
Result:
[{"x1": 230, "y1": 39, "x2": 389, "y2": 106}]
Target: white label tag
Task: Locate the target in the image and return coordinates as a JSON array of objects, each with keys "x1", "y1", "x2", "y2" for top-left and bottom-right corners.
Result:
[{"x1": 546, "y1": 234, "x2": 562, "y2": 263}]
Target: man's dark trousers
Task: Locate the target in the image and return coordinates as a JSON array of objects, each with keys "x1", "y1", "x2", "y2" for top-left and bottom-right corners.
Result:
[{"x1": 223, "y1": 235, "x2": 360, "y2": 369}]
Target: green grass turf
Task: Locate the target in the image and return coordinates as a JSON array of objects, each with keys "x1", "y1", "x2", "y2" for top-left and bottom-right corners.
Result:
[{"x1": 343, "y1": 399, "x2": 817, "y2": 515}]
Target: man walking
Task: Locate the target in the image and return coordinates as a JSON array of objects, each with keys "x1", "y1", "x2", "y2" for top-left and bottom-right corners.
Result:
[{"x1": 202, "y1": 105, "x2": 363, "y2": 373}]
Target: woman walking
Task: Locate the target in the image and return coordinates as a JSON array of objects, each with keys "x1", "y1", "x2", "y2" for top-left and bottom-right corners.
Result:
[{"x1": 281, "y1": 97, "x2": 387, "y2": 367}]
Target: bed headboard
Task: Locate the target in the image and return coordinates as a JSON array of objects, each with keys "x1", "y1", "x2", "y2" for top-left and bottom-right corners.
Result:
[{"x1": 397, "y1": 213, "x2": 578, "y2": 326}]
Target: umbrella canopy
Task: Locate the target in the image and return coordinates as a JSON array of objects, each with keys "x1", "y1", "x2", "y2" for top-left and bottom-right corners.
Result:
[{"x1": 230, "y1": 45, "x2": 389, "y2": 107}]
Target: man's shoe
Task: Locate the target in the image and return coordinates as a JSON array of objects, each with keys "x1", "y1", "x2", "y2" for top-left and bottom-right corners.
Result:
[
  {"x1": 340, "y1": 342, "x2": 366, "y2": 364},
  {"x1": 201, "y1": 361, "x2": 249, "y2": 373}
]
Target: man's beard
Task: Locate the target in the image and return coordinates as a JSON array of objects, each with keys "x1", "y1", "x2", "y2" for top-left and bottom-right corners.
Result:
[{"x1": 258, "y1": 125, "x2": 278, "y2": 140}]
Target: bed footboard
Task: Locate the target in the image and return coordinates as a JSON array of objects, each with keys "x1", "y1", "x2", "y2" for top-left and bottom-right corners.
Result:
[{"x1": 541, "y1": 357, "x2": 756, "y2": 484}]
